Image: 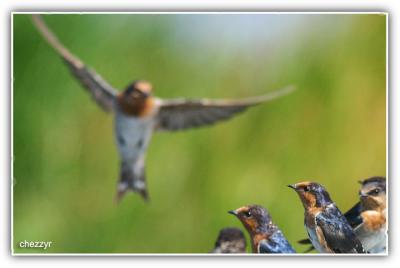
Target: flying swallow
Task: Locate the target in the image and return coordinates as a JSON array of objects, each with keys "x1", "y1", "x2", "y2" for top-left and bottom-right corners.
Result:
[
  {"x1": 31, "y1": 15, "x2": 296, "y2": 202},
  {"x1": 228, "y1": 205, "x2": 295, "y2": 254},
  {"x1": 289, "y1": 181, "x2": 365, "y2": 253},
  {"x1": 297, "y1": 176, "x2": 387, "y2": 253},
  {"x1": 210, "y1": 227, "x2": 247, "y2": 253}
]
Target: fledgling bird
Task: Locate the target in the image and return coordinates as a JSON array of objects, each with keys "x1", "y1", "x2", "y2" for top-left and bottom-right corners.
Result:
[
  {"x1": 210, "y1": 227, "x2": 247, "y2": 253},
  {"x1": 289, "y1": 181, "x2": 365, "y2": 253},
  {"x1": 228, "y1": 205, "x2": 295, "y2": 253},
  {"x1": 31, "y1": 15, "x2": 296, "y2": 202},
  {"x1": 347, "y1": 176, "x2": 387, "y2": 253},
  {"x1": 297, "y1": 176, "x2": 387, "y2": 253}
]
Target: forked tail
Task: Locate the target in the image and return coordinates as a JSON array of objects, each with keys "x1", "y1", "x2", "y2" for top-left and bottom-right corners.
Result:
[{"x1": 115, "y1": 161, "x2": 149, "y2": 203}]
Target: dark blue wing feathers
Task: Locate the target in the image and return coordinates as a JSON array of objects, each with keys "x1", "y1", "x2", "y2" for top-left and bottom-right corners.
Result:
[
  {"x1": 343, "y1": 202, "x2": 363, "y2": 228},
  {"x1": 258, "y1": 230, "x2": 296, "y2": 253},
  {"x1": 297, "y1": 201, "x2": 363, "y2": 250},
  {"x1": 316, "y1": 206, "x2": 365, "y2": 253}
]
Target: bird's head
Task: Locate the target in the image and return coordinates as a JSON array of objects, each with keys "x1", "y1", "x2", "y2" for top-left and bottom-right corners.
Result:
[
  {"x1": 118, "y1": 80, "x2": 154, "y2": 116},
  {"x1": 124, "y1": 80, "x2": 153, "y2": 100},
  {"x1": 213, "y1": 227, "x2": 247, "y2": 253},
  {"x1": 358, "y1": 176, "x2": 386, "y2": 211},
  {"x1": 228, "y1": 205, "x2": 272, "y2": 234},
  {"x1": 288, "y1": 181, "x2": 333, "y2": 210}
]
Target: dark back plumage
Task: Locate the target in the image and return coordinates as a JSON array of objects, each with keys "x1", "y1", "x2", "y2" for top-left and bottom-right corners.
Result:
[
  {"x1": 259, "y1": 230, "x2": 296, "y2": 253},
  {"x1": 316, "y1": 204, "x2": 365, "y2": 253},
  {"x1": 343, "y1": 202, "x2": 363, "y2": 228}
]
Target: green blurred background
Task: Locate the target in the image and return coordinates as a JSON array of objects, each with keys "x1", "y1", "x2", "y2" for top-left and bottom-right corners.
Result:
[{"x1": 13, "y1": 14, "x2": 386, "y2": 254}]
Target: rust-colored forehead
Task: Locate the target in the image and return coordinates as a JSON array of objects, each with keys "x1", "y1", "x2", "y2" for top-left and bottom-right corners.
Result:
[
  {"x1": 234, "y1": 206, "x2": 250, "y2": 214},
  {"x1": 294, "y1": 181, "x2": 313, "y2": 188},
  {"x1": 135, "y1": 81, "x2": 153, "y2": 93}
]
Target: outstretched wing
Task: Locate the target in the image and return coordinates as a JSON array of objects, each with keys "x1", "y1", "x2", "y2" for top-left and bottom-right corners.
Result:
[
  {"x1": 31, "y1": 15, "x2": 118, "y2": 112},
  {"x1": 155, "y1": 86, "x2": 295, "y2": 131},
  {"x1": 258, "y1": 231, "x2": 296, "y2": 254},
  {"x1": 316, "y1": 208, "x2": 365, "y2": 253}
]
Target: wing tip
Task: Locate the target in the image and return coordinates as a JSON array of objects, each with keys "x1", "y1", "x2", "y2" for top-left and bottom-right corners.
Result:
[
  {"x1": 241, "y1": 84, "x2": 297, "y2": 106},
  {"x1": 261, "y1": 84, "x2": 297, "y2": 102},
  {"x1": 31, "y1": 13, "x2": 84, "y2": 69}
]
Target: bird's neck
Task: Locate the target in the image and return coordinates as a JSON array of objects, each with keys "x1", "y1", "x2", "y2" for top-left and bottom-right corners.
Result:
[
  {"x1": 117, "y1": 95, "x2": 154, "y2": 117},
  {"x1": 250, "y1": 223, "x2": 275, "y2": 253}
]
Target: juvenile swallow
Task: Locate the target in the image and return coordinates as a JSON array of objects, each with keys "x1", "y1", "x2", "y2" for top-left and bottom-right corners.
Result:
[
  {"x1": 289, "y1": 181, "x2": 365, "y2": 253},
  {"x1": 228, "y1": 205, "x2": 295, "y2": 254},
  {"x1": 210, "y1": 227, "x2": 247, "y2": 253},
  {"x1": 32, "y1": 15, "x2": 295, "y2": 202},
  {"x1": 297, "y1": 176, "x2": 387, "y2": 253},
  {"x1": 348, "y1": 176, "x2": 387, "y2": 253}
]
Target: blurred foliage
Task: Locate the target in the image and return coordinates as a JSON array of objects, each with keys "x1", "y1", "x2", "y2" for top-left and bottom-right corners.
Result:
[{"x1": 13, "y1": 14, "x2": 386, "y2": 254}]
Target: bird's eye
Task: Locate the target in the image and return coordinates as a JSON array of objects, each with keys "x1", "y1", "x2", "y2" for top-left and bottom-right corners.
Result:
[
  {"x1": 304, "y1": 186, "x2": 310, "y2": 192},
  {"x1": 373, "y1": 188, "x2": 380, "y2": 194},
  {"x1": 243, "y1": 211, "x2": 252, "y2": 218}
]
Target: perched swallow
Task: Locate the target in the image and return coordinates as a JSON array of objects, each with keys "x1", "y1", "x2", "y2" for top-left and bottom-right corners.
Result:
[
  {"x1": 210, "y1": 227, "x2": 247, "y2": 253},
  {"x1": 228, "y1": 205, "x2": 295, "y2": 254},
  {"x1": 32, "y1": 15, "x2": 295, "y2": 202},
  {"x1": 349, "y1": 176, "x2": 387, "y2": 253},
  {"x1": 289, "y1": 181, "x2": 365, "y2": 253},
  {"x1": 297, "y1": 177, "x2": 387, "y2": 253}
]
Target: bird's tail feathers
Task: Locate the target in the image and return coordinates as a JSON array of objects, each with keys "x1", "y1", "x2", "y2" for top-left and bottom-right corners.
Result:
[
  {"x1": 303, "y1": 246, "x2": 315, "y2": 253},
  {"x1": 115, "y1": 162, "x2": 149, "y2": 203},
  {"x1": 115, "y1": 180, "x2": 149, "y2": 203},
  {"x1": 298, "y1": 238, "x2": 312, "y2": 245}
]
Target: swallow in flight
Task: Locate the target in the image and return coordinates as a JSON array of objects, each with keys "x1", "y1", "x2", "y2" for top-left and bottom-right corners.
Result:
[{"x1": 32, "y1": 15, "x2": 295, "y2": 202}]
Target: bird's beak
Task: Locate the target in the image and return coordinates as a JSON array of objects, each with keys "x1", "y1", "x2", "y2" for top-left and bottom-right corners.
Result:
[
  {"x1": 358, "y1": 180, "x2": 364, "y2": 185},
  {"x1": 142, "y1": 92, "x2": 151, "y2": 97},
  {"x1": 288, "y1": 184, "x2": 296, "y2": 190},
  {"x1": 228, "y1": 210, "x2": 238, "y2": 216}
]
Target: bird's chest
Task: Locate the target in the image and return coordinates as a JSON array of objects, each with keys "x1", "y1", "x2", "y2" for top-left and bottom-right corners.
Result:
[
  {"x1": 305, "y1": 211, "x2": 327, "y2": 253},
  {"x1": 360, "y1": 210, "x2": 386, "y2": 232},
  {"x1": 355, "y1": 210, "x2": 387, "y2": 253},
  {"x1": 306, "y1": 225, "x2": 327, "y2": 253},
  {"x1": 115, "y1": 112, "x2": 155, "y2": 158}
]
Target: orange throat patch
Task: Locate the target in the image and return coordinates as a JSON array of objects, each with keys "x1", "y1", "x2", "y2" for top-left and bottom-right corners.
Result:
[
  {"x1": 117, "y1": 95, "x2": 155, "y2": 117},
  {"x1": 252, "y1": 233, "x2": 268, "y2": 253},
  {"x1": 361, "y1": 210, "x2": 386, "y2": 232}
]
